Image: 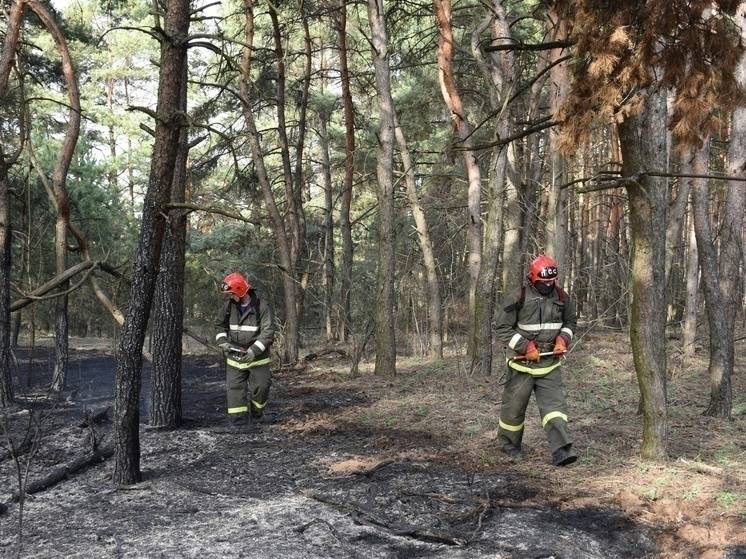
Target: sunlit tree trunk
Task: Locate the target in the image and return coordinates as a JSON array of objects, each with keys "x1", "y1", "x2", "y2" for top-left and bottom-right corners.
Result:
[
  {"x1": 368, "y1": 0, "x2": 397, "y2": 376},
  {"x1": 618, "y1": 87, "x2": 668, "y2": 460},
  {"x1": 318, "y1": 110, "x2": 336, "y2": 341},
  {"x1": 681, "y1": 202, "x2": 699, "y2": 362},
  {"x1": 393, "y1": 111, "x2": 443, "y2": 359},
  {"x1": 336, "y1": 0, "x2": 354, "y2": 342},
  {"x1": 113, "y1": 0, "x2": 190, "y2": 484},
  {"x1": 433, "y1": 0, "x2": 482, "y2": 358}
]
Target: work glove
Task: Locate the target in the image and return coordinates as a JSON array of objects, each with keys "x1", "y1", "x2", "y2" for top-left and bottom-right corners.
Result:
[
  {"x1": 524, "y1": 340, "x2": 540, "y2": 362},
  {"x1": 235, "y1": 347, "x2": 256, "y2": 363},
  {"x1": 553, "y1": 336, "x2": 567, "y2": 356},
  {"x1": 217, "y1": 341, "x2": 232, "y2": 352}
]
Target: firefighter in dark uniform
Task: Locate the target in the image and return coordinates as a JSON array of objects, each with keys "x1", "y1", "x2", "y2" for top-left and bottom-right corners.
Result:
[
  {"x1": 494, "y1": 255, "x2": 578, "y2": 466},
  {"x1": 215, "y1": 272, "x2": 275, "y2": 425}
]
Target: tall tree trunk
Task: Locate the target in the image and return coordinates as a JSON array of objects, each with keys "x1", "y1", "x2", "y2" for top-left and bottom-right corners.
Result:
[
  {"x1": 240, "y1": 0, "x2": 298, "y2": 363},
  {"x1": 337, "y1": 0, "x2": 354, "y2": 342},
  {"x1": 113, "y1": 0, "x2": 190, "y2": 484},
  {"x1": 545, "y1": 7, "x2": 570, "y2": 272},
  {"x1": 618, "y1": 88, "x2": 668, "y2": 460},
  {"x1": 368, "y1": 0, "x2": 397, "y2": 376},
  {"x1": 690, "y1": 138, "x2": 732, "y2": 418},
  {"x1": 707, "y1": 4, "x2": 746, "y2": 417},
  {"x1": 0, "y1": 0, "x2": 25, "y2": 406},
  {"x1": 22, "y1": 0, "x2": 82, "y2": 394},
  {"x1": 150, "y1": 56, "x2": 189, "y2": 429},
  {"x1": 681, "y1": 201, "x2": 699, "y2": 362},
  {"x1": 433, "y1": 0, "x2": 482, "y2": 358},
  {"x1": 393, "y1": 111, "x2": 443, "y2": 359},
  {"x1": 318, "y1": 111, "x2": 336, "y2": 341}
]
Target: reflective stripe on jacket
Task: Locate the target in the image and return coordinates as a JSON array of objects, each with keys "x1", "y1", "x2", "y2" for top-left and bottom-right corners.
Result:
[
  {"x1": 494, "y1": 284, "x2": 577, "y2": 374},
  {"x1": 215, "y1": 296, "x2": 275, "y2": 365}
]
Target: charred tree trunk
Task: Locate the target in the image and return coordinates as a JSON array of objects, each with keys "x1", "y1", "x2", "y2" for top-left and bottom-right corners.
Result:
[
  {"x1": 0, "y1": 0, "x2": 25, "y2": 407},
  {"x1": 618, "y1": 88, "x2": 668, "y2": 460},
  {"x1": 150, "y1": 57, "x2": 189, "y2": 430},
  {"x1": 337, "y1": 0, "x2": 355, "y2": 342},
  {"x1": 393, "y1": 111, "x2": 442, "y2": 359},
  {"x1": 113, "y1": 0, "x2": 190, "y2": 484},
  {"x1": 368, "y1": 0, "x2": 397, "y2": 376}
]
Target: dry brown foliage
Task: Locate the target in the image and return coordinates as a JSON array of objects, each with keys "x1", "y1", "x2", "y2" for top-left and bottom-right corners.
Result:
[{"x1": 553, "y1": 0, "x2": 745, "y2": 153}]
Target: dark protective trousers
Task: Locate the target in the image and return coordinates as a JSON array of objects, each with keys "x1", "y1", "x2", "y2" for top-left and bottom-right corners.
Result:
[
  {"x1": 226, "y1": 363, "x2": 271, "y2": 416},
  {"x1": 497, "y1": 367, "x2": 571, "y2": 452}
]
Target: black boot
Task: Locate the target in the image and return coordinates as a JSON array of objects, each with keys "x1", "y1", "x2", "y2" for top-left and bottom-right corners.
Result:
[
  {"x1": 552, "y1": 444, "x2": 577, "y2": 467},
  {"x1": 501, "y1": 444, "x2": 522, "y2": 459}
]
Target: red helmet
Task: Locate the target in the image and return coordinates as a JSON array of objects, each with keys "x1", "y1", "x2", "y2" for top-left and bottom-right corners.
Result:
[
  {"x1": 220, "y1": 272, "x2": 250, "y2": 298},
  {"x1": 528, "y1": 255, "x2": 558, "y2": 285}
]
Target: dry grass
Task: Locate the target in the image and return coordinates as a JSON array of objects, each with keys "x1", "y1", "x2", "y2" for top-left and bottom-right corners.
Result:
[{"x1": 296, "y1": 330, "x2": 746, "y2": 558}]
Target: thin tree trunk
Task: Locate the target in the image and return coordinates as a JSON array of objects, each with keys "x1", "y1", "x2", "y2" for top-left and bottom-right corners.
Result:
[
  {"x1": 337, "y1": 0, "x2": 354, "y2": 342},
  {"x1": 393, "y1": 111, "x2": 443, "y2": 359},
  {"x1": 681, "y1": 201, "x2": 699, "y2": 361},
  {"x1": 113, "y1": 0, "x2": 190, "y2": 484},
  {"x1": 618, "y1": 87, "x2": 668, "y2": 460},
  {"x1": 318, "y1": 112, "x2": 336, "y2": 341},
  {"x1": 150, "y1": 56, "x2": 189, "y2": 429},
  {"x1": 433, "y1": 0, "x2": 482, "y2": 357},
  {"x1": 545, "y1": 7, "x2": 570, "y2": 271},
  {"x1": 240, "y1": 0, "x2": 298, "y2": 363},
  {"x1": 22, "y1": 0, "x2": 82, "y2": 394},
  {"x1": 690, "y1": 138, "x2": 731, "y2": 418},
  {"x1": 368, "y1": 0, "x2": 397, "y2": 376}
]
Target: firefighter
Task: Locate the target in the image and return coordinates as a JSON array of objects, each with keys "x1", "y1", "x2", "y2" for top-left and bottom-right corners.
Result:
[
  {"x1": 215, "y1": 272, "x2": 275, "y2": 426},
  {"x1": 494, "y1": 255, "x2": 578, "y2": 466}
]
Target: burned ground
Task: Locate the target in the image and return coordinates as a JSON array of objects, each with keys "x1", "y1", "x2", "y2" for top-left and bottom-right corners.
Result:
[{"x1": 0, "y1": 334, "x2": 744, "y2": 558}]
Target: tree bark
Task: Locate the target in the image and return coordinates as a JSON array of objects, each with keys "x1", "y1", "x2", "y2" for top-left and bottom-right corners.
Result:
[
  {"x1": 681, "y1": 201, "x2": 699, "y2": 362},
  {"x1": 433, "y1": 0, "x2": 482, "y2": 357},
  {"x1": 367, "y1": 0, "x2": 397, "y2": 376},
  {"x1": 239, "y1": 0, "x2": 298, "y2": 363},
  {"x1": 150, "y1": 55, "x2": 189, "y2": 429},
  {"x1": 690, "y1": 138, "x2": 732, "y2": 418},
  {"x1": 0, "y1": 0, "x2": 25, "y2": 407},
  {"x1": 393, "y1": 111, "x2": 443, "y2": 359},
  {"x1": 618, "y1": 87, "x2": 668, "y2": 460},
  {"x1": 337, "y1": 0, "x2": 355, "y2": 342},
  {"x1": 113, "y1": 0, "x2": 190, "y2": 484},
  {"x1": 23, "y1": 0, "x2": 82, "y2": 394},
  {"x1": 318, "y1": 110, "x2": 336, "y2": 342}
]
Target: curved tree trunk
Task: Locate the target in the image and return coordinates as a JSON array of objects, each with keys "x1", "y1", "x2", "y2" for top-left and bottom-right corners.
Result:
[
  {"x1": 337, "y1": 0, "x2": 355, "y2": 342},
  {"x1": 368, "y1": 0, "x2": 397, "y2": 377},
  {"x1": 240, "y1": 0, "x2": 298, "y2": 363},
  {"x1": 113, "y1": 0, "x2": 190, "y2": 484},
  {"x1": 150, "y1": 57, "x2": 189, "y2": 429},
  {"x1": 22, "y1": 0, "x2": 82, "y2": 394},
  {"x1": 618, "y1": 87, "x2": 668, "y2": 460},
  {"x1": 433, "y1": 0, "x2": 482, "y2": 359},
  {"x1": 393, "y1": 111, "x2": 443, "y2": 359}
]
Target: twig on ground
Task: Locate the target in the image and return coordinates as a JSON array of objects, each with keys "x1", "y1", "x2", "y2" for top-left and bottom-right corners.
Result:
[
  {"x1": 677, "y1": 458, "x2": 724, "y2": 476},
  {"x1": 304, "y1": 490, "x2": 468, "y2": 546}
]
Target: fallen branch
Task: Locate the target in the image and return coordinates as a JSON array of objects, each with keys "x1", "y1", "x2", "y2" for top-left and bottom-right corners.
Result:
[
  {"x1": 677, "y1": 457, "x2": 724, "y2": 476},
  {"x1": 10, "y1": 444, "x2": 114, "y2": 502},
  {"x1": 304, "y1": 490, "x2": 467, "y2": 547},
  {"x1": 10, "y1": 261, "x2": 97, "y2": 312}
]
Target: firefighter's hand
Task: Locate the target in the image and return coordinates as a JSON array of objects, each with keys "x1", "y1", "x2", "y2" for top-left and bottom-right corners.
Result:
[
  {"x1": 553, "y1": 336, "x2": 567, "y2": 356},
  {"x1": 217, "y1": 341, "x2": 231, "y2": 352},
  {"x1": 236, "y1": 348, "x2": 256, "y2": 363},
  {"x1": 524, "y1": 341, "x2": 540, "y2": 362}
]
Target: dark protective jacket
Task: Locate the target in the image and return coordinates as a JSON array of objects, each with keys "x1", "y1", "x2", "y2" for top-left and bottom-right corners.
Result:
[
  {"x1": 214, "y1": 295, "x2": 275, "y2": 370},
  {"x1": 494, "y1": 283, "x2": 577, "y2": 375}
]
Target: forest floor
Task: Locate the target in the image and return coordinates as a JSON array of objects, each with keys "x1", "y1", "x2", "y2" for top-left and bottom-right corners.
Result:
[{"x1": 0, "y1": 330, "x2": 745, "y2": 558}]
